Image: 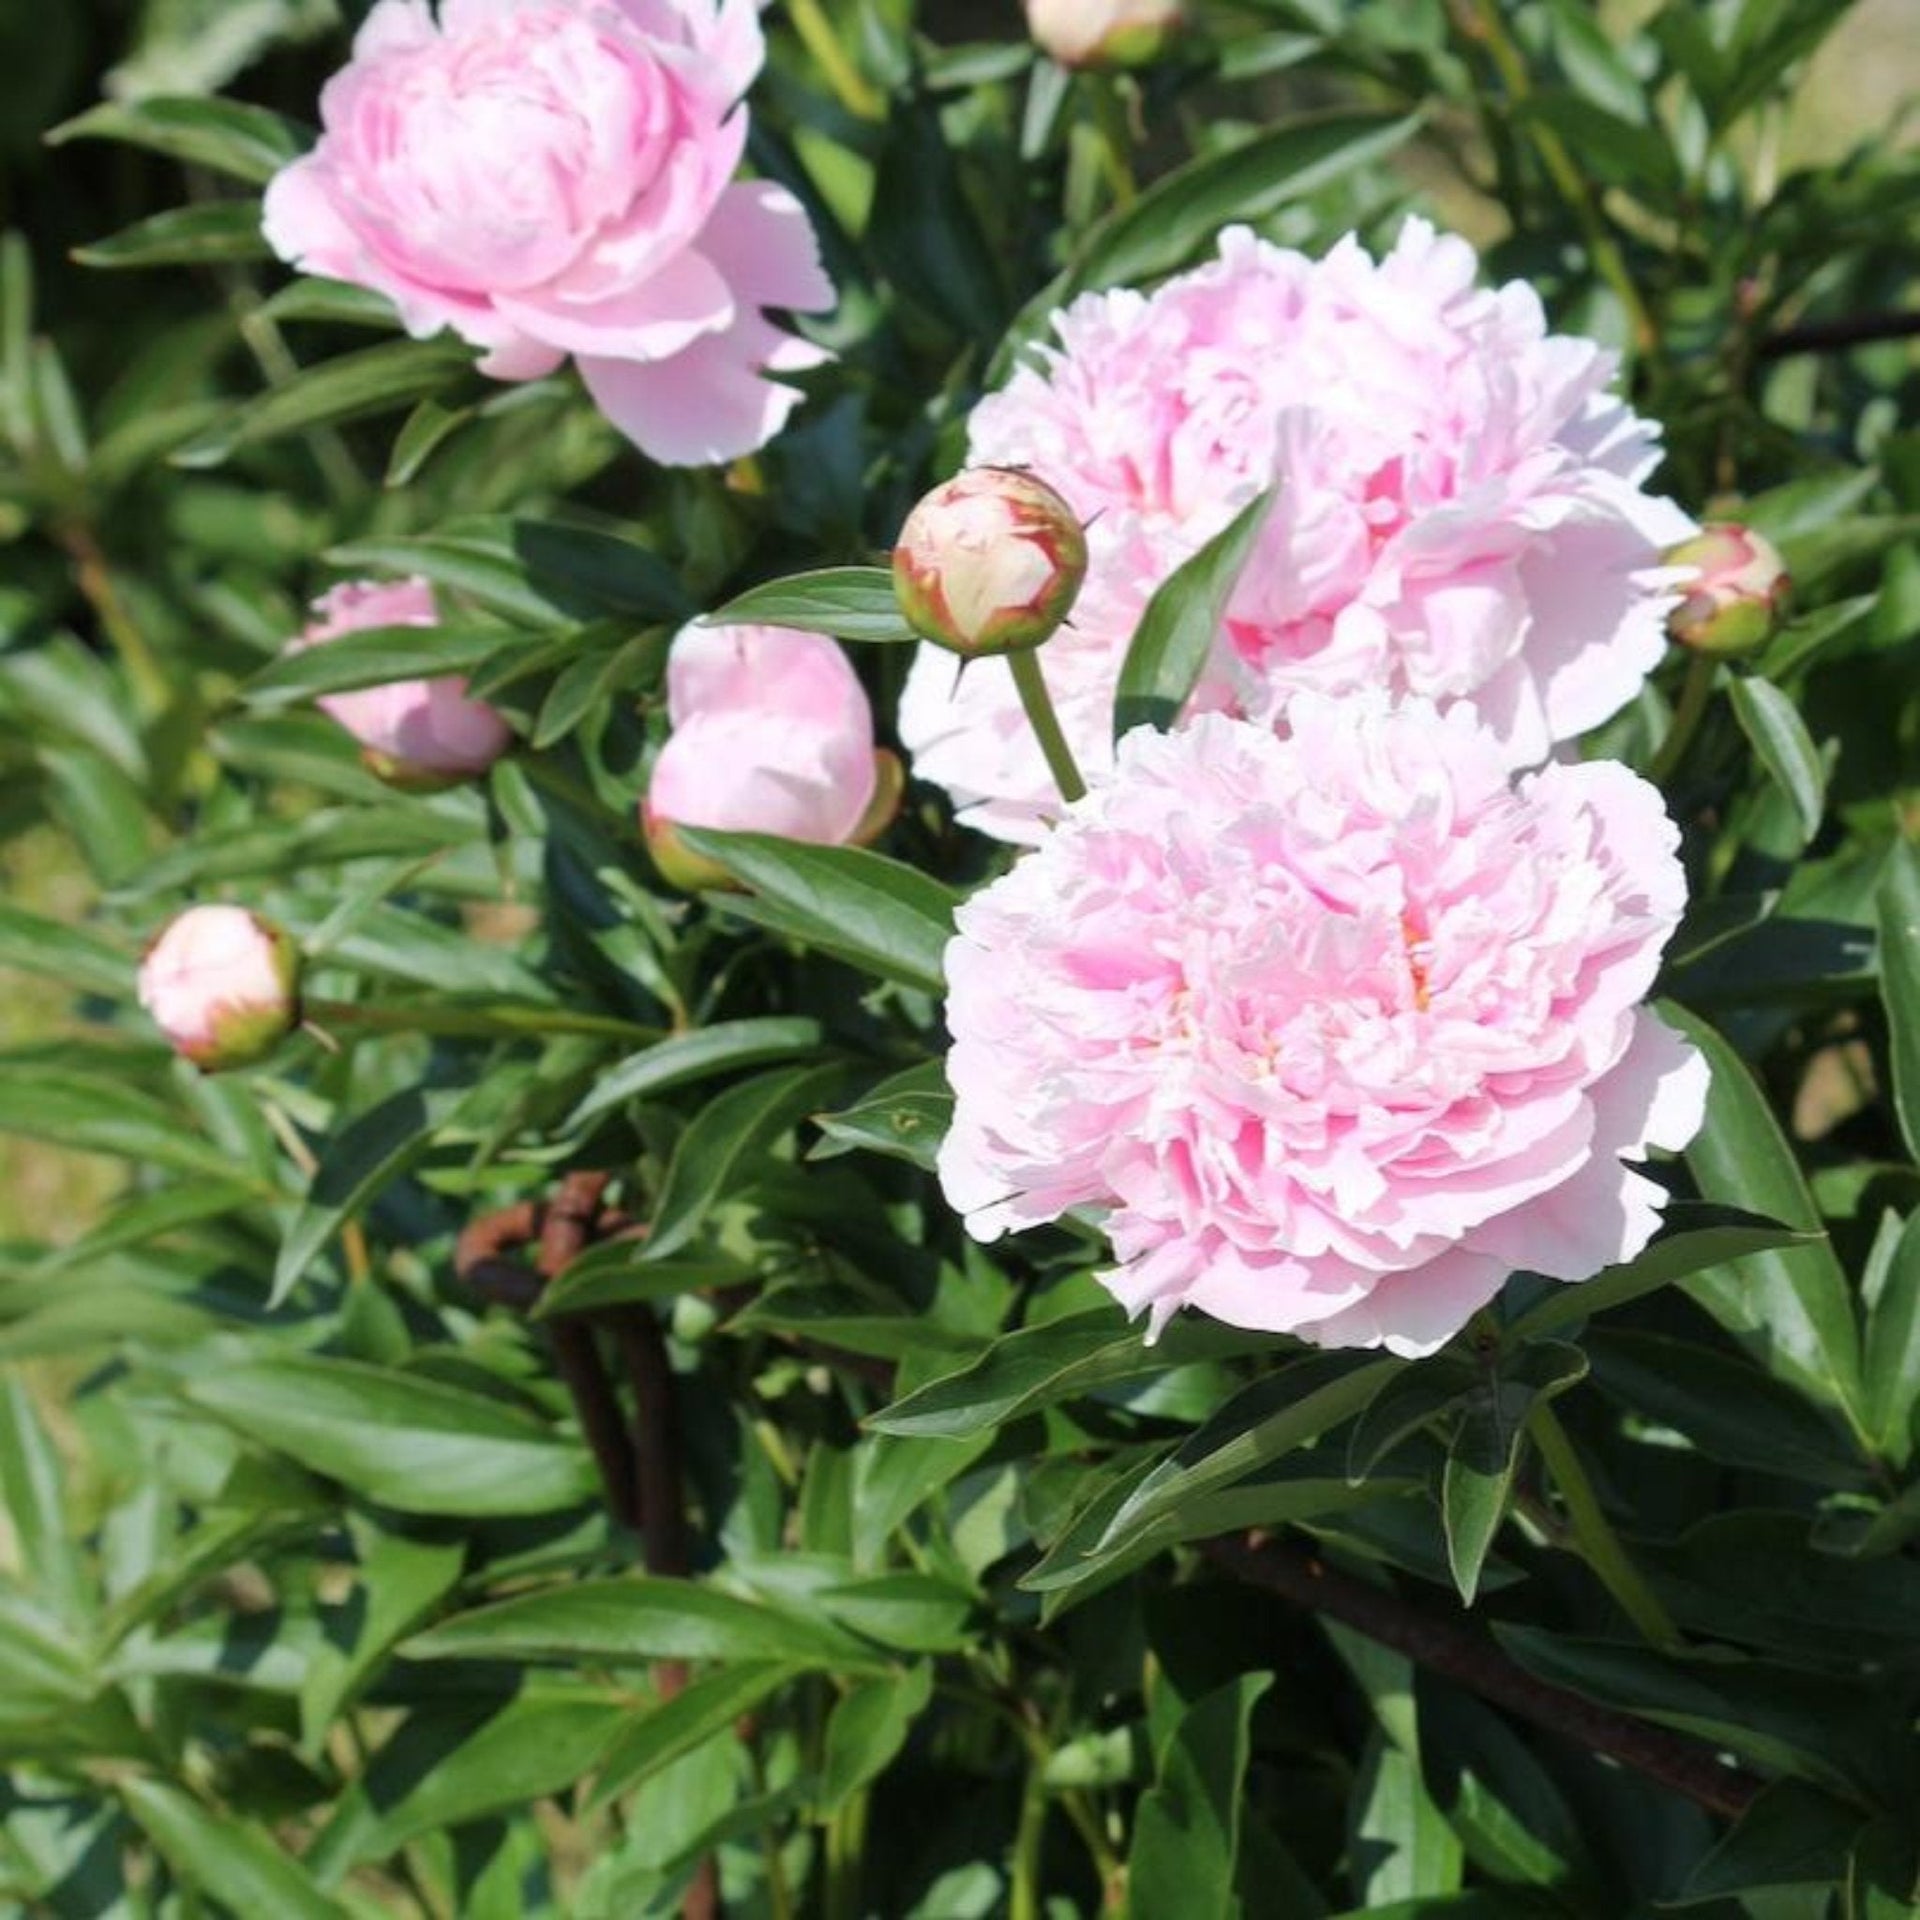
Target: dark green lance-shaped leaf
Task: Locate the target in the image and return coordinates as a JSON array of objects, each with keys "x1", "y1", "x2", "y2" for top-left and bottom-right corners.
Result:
[
  {"x1": 119, "y1": 1779, "x2": 343, "y2": 1920},
  {"x1": 50, "y1": 96, "x2": 308, "y2": 184},
  {"x1": 273, "y1": 1085, "x2": 461, "y2": 1305},
  {"x1": 1502, "y1": 1203, "x2": 1818, "y2": 1341},
  {"x1": 532, "y1": 628, "x2": 664, "y2": 749},
  {"x1": 1442, "y1": 1405, "x2": 1525, "y2": 1610},
  {"x1": 537, "y1": 1253, "x2": 748, "y2": 1320},
  {"x1": 1863, "y1": 1209, "x2": 1920, "y2": 1466},
  {"x1": 1494, "y1": 1626, "x2": 1882, "y2": 1795},
  {"x1": 1661, "y1": 1003, "x2": 1867, "y2": 1438},
  {"x1": 590, "y1": 1662, "x2": 801, "y2": 1809},
  {"x1": 872, "y1": 1309, "x2": 1286, "y2": 1441},
  {"x1": 568, "y1": 1018, "x2": 825, "y2": 1128},
  {"x1": 818, "y1": 1664, "x2": 935, "y2": 1814},
  {"x1": 405, "y1": 1577, "x2": 877, "y2": 1669},
  {"x1": 179, "y1": 1354, "x2": 596, "y2": 1516},
  {"x1": 1729, "y1": 676, "x2": 1826, "y2": 846},
  {"x1": 675, "y1": 830, "x2": 956, "y2": 993},
  {"x1": 1349, "y1": 1728, "x2": 1465, "y2": 1906},
  {"x1": 73, "y1": 201, "x2": 271, "y2": 269},
  {"x1": 244, "y1": 623, "x2": 509, "y2": 704},
  {"x1": 706, "y1": 567, "x2": 916, "y2": 645},
  {"x1": 641, "y1": 1062, "x2": 851, "y2": 1261},
  {"x1": 1113, "y1": 491, "x2": 1275, "y2": 739},
  {"x1": 1128, "y1": 1674, "x2": 1272, "y2": 1919},
  {"x1": 1670, "y1": 1781, "x2": 1866, "y2": 1905},
  {"x1": 384, "y1": 395, "x2": 474, "y2": 486},
  {"x1": 0, "y1": 1073, "x2": 246, "y2": 1185},
  {"x1": 1874, "y1": 838, "x2": 1920, "y2": 1166},
  {"x1": 809, "y1": 1060, "x2": 952, "y2": 1170},
  {"x1": 174, "y1": 337, "x2": 475, "y2": 469},
  {"x1": 0, "y1": 903, "x2": 132, "y2": 998}
]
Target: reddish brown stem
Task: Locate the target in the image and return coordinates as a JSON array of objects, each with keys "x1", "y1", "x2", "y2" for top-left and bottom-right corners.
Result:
[{"x1": 1201, "y1": 1532, "x2": 1762, "y2": 1822}]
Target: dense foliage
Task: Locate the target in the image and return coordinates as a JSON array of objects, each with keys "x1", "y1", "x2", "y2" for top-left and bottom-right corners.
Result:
[{"x1": 4, "y1": 2, "x2": 1920, "y2": 1916}]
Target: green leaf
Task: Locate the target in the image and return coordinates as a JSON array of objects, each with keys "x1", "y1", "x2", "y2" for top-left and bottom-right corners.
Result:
[
  {"x1": 179, "y1": 1353, "x2": 597, "y2": 1516},
  {"x1": 809, "y1": 1060, "x2": 952, "y2": 1170},
  {"x1": 1113, "y1": 491, "x2": 1275, "y2": 739},
  {"x1": 1442, "y1": 1405, "x2": 1524, "y2": 1610},
  {"x1": 243, "y1": 623, "x2": 510, "y2": 704},
  {"x1": 1349, "y1": 1728, "x2": 1464, "y2": 1906},
  {"x1": 0, "y1": 1378, "x2": 86, "y2": 1616},
  {"x1": 537, "y1": 1251, "x2": 747, "y2": 1319},
  {"x1": 272, "y1": 1086, "x2": 460, "y2": 1305},
  {"x1": 174, "y1": 337, "x2": 475, "y2": 468},
  {"x1": 707, "y1": 567, "x2": 916, "y2": 645},
  {"x1": 642, "y1": 1062, "x2": 852, "y2": 1261},
  {"x1": 1661, "y1": 1003, "x2": 1867, "y2": 1436},
  {"x1": 1671, "y1": 1781, "x2": 1866, "y2": 1905},
  {"x1": 1863, "y1": 1209, "x2": 1920, "y2": 1466},
  {"x1": 676, "y1": 831, "x2": 956, "y2": 993},
  {"x1": 118, "y1": 1779, "x2": 343, "y2": 1920},
  {"x1": 818, "y1": 1663, "x2": 934, "y2": 1814},
  {"x1": 1875, "y1": 838, "x2": 1920, "y2": 1166},
  {"x1": 49, "y1": 96, "x2": 308, "y2": 184},
  {"x1": 1502, "y1": 1202, "x2": 1819, "y2": 1341},
  {"x1": 73, "y1": 201, "x2": 271, "y2": 269},
  {"x1": 405, "y1": 1577, "x2": 878, "y2": 1669},
  {"x1": 0, "y1": 901, "x2": 132, "y2": 998},
  {"x1": 532, "y1": 628, "x2": 664, "y2": 749},
  {"x1": 1128, "y1": 1673, "x2": 1272, "y2": 1919},
  {"x1": 0, "y1": 1072, "x2": 244, "y2": 1185},
  {"x1": 590, "y1": 1662, "x2": 800, "y2": 1809},
  {"x1": 1729, "y1": 676, "x2": 1826, "y2": 846},
  {"x1": 384, "y1": 395, "x2": 475, "y2": 486}
]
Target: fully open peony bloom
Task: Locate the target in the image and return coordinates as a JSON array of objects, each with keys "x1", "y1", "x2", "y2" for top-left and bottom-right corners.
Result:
[
  {"x1": 292, "y1": 577, "x2": 512, "y2": 786},
  {"x1": 263, "y1": 0, "x2": 833, "y2": 466},
  {"x1": 900, "y1": 219, "x2": 1695, "y2": 842},
  {"x1": 939, "y1": 699, "x2": 1709, "y2": 1356},
  {"x1": 644, "y1": 621, "x2": 900, "y2": 886},
  {"x1": 139, "y1": 905, "x2": 301, "y2": 1071}
]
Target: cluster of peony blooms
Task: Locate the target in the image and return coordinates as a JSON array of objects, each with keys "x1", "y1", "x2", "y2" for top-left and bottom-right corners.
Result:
[{"x1": 151, "y1": 7, "x2": 1794, "y2": 1361}]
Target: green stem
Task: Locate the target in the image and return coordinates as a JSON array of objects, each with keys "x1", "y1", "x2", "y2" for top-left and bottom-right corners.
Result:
[
  {"x1": 1529, "y1": 1400, "x2": 1683, "y2": 1651},
  {"x1": 824, "y1": 1785, "x2": 870, "y2": 1920},
  {"x1": 304, "y1": 998, "x2": 660, "y2": 1042},
  {"x1": 1010, "y1": 649, "x2": 1087, "y2": 805},
  {"x1": 1469, "y1": 0, "x2": 1657, "y2": 357},
  {"x1": 1648, "y1": 652, "x2": 1716, "y2": 787},
  {"x1": 787, "y1": 0, "x2": 883, "y2": 119},
  {"x1": 1088, "y1": 78, "x2": 1138, "y2": 208},
  {"x1": 1009, "y1": 1752, "x2": 1050, "y2": 1920}
]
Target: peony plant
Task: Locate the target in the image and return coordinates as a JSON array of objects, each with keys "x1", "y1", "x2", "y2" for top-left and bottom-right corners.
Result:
[{"x1": 7, "y1": 2, "x2": 1920, "y2": 1915}]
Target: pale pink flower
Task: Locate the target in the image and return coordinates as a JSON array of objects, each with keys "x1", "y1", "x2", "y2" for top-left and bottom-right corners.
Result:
[
  {"x1": 900, "y1": 220, "x2": 1696, "y2": 842},
  {"x1": 1025, "y1": 0, "x2": 1184, "y2": 68},
  {"x1": 138, "y1": 905, "x2": 301, "y2": 1071},
  {"x1": 939, "y1": 699, "x2": 1708, "y2": 1356},
  {"x1": 644, "y1": 622, "x2": 899, "y2": 885},
  {"x1": 291, "y1": 577, "x2": 511, "y2": 785},
  {"x1": 893, "y1": 468, "x2": 1088, "y2": 658},
  {"x1": 262, "y1": 0, "x2": 833, "y2": 466}
]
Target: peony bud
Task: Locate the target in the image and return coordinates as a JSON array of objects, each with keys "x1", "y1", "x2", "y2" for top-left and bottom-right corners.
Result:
[
  {"x1": 893, "y1": 467, "x2": 1088, "y2": 658},
  {"x1": 290, "y1": 578, "x2": 513, "y2": 788},
  {"x1": 1665, "y1": 524, "x2": 1791, "y2": 658},
  {"x1": 138, "y1": 905, "x2": 301, "y2": 1071},
  {"x1": 643, "y1": 622, "x2": 901, "y2": 890},
  {"x1": 1025, "y1": 0, "x2": 1184, "y2": 68}
]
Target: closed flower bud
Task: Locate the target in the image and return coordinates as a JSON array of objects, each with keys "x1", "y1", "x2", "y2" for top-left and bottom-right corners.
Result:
[
  {"x1": 1025, "y1": 0, "x2": 1184, "y2": 68},
  {"x1": 290, "y1": 578, "x2": 513, "y2": 788},
  {"x1": 643, "y1": 622, "x2": 901, "y2": 891},
  {"x1": 1665, "y1": 524, "x2": 1791, "y2": 657},
  {"x1": 138, "y1": 905, "x2": 300, "y2": 1071},
  {"x1": 893, "y1": 468, "x2": 1088, "y2": 658}
]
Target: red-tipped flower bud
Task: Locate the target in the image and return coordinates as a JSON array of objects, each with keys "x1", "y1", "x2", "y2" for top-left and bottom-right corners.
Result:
[
  {"x1": 893, "y1": 467, "x2": 1088, "y2": 659},
  {"x1": 137, "y1": 905, "x2": 301, "y2": 1071},
  {"x1": 1024, "y1": 0, "x2": 1184, "y2": 68},
  {"x1": 1665, "y1": 524, "x2": 1791, "y2": 658}
]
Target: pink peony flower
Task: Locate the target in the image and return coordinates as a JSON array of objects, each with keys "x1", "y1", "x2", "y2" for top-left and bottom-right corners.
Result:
[
  {"x1": 939, "y1": 698, "x2": 1709, "y2": 1356},
  {"x1": 291, "y1": 577, "x2": 512, "y2": 786},
  {"x1": 644, "y1": 621, "x2": 900, "y2": 886},
  {"x1": 899, "y1": 219, "x2": 1696, "y2": 842},
  {"x1": 1025, "y1": 0, "x2": 1185, "y2": 68},
  {"x1": 893, "y1": 468, "x2": 1089, "y2": 658},
  {"x1": 262, "y1": 0, "x2": 833, "y2": 467},
  {"x1": 138, "y1": 905, "x2": 301, "y2": 1071}
]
